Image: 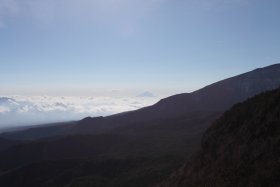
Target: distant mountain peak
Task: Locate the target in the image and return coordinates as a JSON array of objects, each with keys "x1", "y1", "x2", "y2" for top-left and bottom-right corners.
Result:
[
  {"x1": 0, "y1": 97, "x2": 15, "y2": 102},
  {"x1": 136, "y1": 91, "x2": 156, "y2": 98}
]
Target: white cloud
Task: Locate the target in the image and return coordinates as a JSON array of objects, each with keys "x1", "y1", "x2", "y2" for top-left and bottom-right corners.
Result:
[
  {"x1": 0, "y1": 106, "x2": 10, "y2": 113},
  {"x1": 136, "y1": 91, "x2": 156, "y2": 98},
  {"x1": 0, "y1": 95, "x2": 160, "y2": 128}
]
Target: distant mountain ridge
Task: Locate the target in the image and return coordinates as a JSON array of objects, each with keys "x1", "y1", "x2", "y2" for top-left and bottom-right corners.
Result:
[
  {"x1": 1, "y1": 64, "x2": 280, "y2": 139},
  {"x1": 68, "y1": 64, "x2": 280, "y2": 134},
  {"x1": 149, "y1": 64, "x2": 280, "y2": 116}
]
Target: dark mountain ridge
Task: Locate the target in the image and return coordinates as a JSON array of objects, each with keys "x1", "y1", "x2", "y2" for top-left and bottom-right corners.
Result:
[
  {"x1": 62, "y1": 64, "x2": 280, "y2": 134},
  {"x1": 158, "y1": 87, "x2": 280, "y2": 187},
  {"x1": 2, "y1": 64, "x2": 280, "y2": 140}
]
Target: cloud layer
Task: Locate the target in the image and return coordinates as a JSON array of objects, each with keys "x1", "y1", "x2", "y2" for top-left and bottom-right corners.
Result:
[{"x1": 0, "y1": 95, "x2": 159, "y2": 128}]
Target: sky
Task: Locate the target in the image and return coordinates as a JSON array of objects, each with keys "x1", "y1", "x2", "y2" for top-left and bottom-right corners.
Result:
[
  {"x1": 0, "y1": 0, "x2": 280, "y2": 97},
  {"x1": 0, "y1": 0, "x2": 280, "y2": 127}
]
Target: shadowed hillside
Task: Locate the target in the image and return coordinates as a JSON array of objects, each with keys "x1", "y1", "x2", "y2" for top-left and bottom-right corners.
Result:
[
  {"x1": 158, "y1": 87, "x2": 280, "y2": 187},
  {"x1": 0, "y1": 112, "x2": 218, "y2": 187},
  {"x1": 68, "y1": 64, "x2": 280, "y2": 135}
]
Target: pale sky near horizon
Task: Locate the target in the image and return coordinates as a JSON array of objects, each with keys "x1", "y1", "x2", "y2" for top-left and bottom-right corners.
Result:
[{"x1": 1, "y1": 0, "x2": 280, "y2": 97}]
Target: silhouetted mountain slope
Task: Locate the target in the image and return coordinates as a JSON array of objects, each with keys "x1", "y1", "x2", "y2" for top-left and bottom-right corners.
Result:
[
  {"x1": 0, "y1": 112, "x2": 219, "y2": 186},
  {"x1": 0, "y1": 64, "x2": 280, "y2": 187},
  {"x1": 101, "y1": 63, "x2": 280, "y2": 129},
  {"x1": 167, "y1": 64, "x2": 280, "y2": 112},
  {"x1": 7, "y1": 64, "x2": 280, "y2": 140},
  {"x1": 0, "y1": 138, "x2": 22, "y2": 151},
  {"x1": 158, "y1": 87, "x2": 280, "y2": 187},
  {"x1": 0, "y1": 112, "x2": 219, "y2": 170},
  {"x1": 0, "y1": 122, "x2": 75, "y2": 141},
  {"x1": 1, "y1": 64, "x2": 280, "y2": 140},
  {"x1": 0, "y1": 156, "x2": 183, "y2": 187},
  {"x1": 0, "y1": 134, "x2": 128, "y2": 172}
]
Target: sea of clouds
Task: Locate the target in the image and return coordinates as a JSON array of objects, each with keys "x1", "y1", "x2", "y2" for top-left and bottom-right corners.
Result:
[{"x1": 0, "y1": 94, "x2": 159, "y2": 129}]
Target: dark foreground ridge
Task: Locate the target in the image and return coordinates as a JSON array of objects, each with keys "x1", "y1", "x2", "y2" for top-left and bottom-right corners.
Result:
[{"x1": 158, "y1": 87, "x2": 280, "y2": 187}]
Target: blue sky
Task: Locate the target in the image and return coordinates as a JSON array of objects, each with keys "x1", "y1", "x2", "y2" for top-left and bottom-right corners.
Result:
[{"x1": 1, "y1": 0, "x2": 280, "y2": 96}]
